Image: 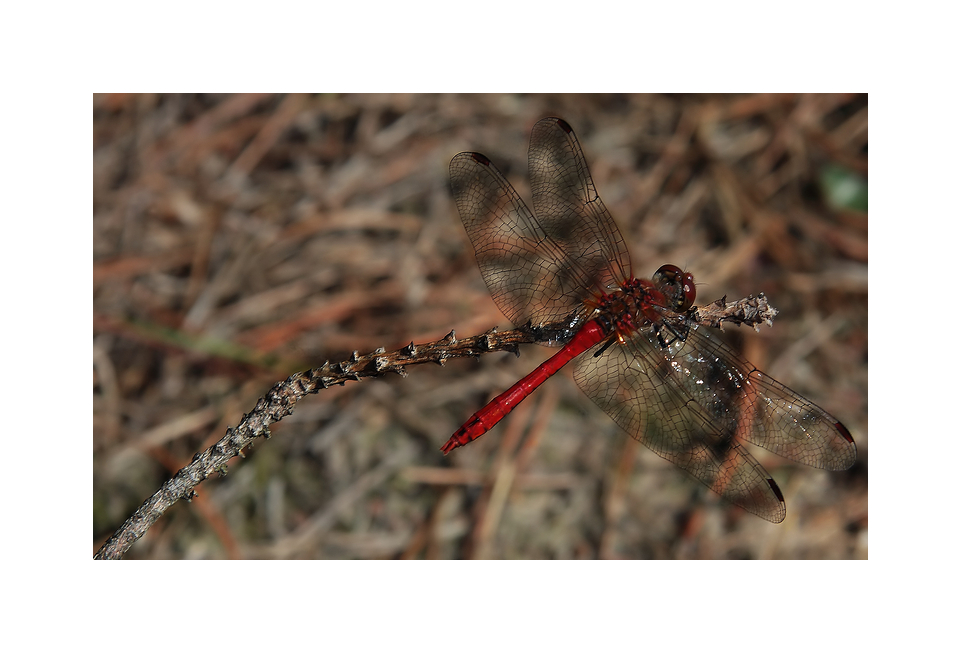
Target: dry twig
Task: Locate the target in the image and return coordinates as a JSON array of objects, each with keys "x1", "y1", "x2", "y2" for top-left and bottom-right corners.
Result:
[{"x1": 94, "y1": 294, "x2": 774, "y2": 559}]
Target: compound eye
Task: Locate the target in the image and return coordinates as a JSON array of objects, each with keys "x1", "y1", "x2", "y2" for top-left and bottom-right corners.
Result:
[{"x1": 653, "y1": 264, "x2": 696, "y2": 312}]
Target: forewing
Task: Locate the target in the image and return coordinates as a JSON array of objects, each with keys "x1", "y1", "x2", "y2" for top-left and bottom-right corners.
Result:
[
  {"x1": 665, "y1": 324, "x2": 857, "y2": 471},
  {"x1": 528, "y1": 117, "x2": 632, "y2": 294},
  {"x1": 449, "y1": 117, "x2": 633, "y2": 332},
  {"x1": 573, "y1": 328, "x2": 787, "y2": 522},
  {"x1": 450, "y1": 151, "x2": 588, "y2": 330}
]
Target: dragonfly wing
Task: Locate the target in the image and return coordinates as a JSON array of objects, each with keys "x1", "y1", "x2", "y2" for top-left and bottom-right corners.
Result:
[
  {"x1": 668, "y1": 324, "x2": 857, "y2": 471},
  {"x1": 449, "y1": 117, "x2": 633, "y2": 334},
  {"x1": 528, "y1": 117, "x2": 632, "y2": 293},
  {"x1": 573, "y1": 329, "x2": 787, "y2": 522},
  {"x1": 450, "y1": 150, "x2": 588, "y2": 331}
]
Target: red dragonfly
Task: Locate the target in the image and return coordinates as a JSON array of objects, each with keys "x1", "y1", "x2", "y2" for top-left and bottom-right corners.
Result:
[{"x1": 441, "y1": 117, "x2": 856, "y2": 523}]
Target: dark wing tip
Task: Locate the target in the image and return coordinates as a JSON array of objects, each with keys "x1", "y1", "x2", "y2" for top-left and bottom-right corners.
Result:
[
  {"x1": 538, "y1": 116, "x2": 573, "y2": 133},
  {"x1": 830, "y1": 421, "x2": 858, "y2": 471},
  {"x1": 835, "y1": 421, "x2": 855, "y2": 444},
  {"x1": 766, "y1": 478, "x2": 787, "y2": 523},
  {"x1": 767, "y1": 477, "x2": 785, "y2": 502},
  {"x1": 450, "y1": 151, "x2": 491, "y2": 169}
]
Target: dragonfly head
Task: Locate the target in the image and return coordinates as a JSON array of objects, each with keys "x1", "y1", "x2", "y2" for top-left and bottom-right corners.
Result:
[{"x1": 652, "y1": 264, "x2": 696, "y2": 312}]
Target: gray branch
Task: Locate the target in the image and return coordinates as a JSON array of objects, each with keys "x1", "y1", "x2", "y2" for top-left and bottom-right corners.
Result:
[{"x1": 94, "y1": 293, "x2": 775, "y2": 559}]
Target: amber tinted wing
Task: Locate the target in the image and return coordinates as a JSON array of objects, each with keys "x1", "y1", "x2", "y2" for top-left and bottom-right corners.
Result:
[
  {"x1": 573, "y1": 326, "x2": 788, "y2": 522},
  {"x1": 528, "y1": 117, "x2": 632, "y2": 292},
  {"x1": 664, "y1": 324, "x2": 857, "y2": 471},
  {"x1": 449, "y1": 117, "x2": 631, "y2": 332}
]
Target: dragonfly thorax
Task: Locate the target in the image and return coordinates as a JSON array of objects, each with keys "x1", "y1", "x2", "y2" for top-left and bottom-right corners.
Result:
[{"x1": 585, "y1": 267, "x2": 695, "y2": 341}]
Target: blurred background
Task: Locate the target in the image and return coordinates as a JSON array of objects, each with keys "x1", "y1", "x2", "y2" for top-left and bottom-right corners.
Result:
[{"x1": 93, "y1": 93, "x2": 867, "y2": 559}]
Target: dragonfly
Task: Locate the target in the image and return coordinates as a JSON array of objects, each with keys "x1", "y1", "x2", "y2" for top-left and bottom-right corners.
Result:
[{"x1": 441, "y1": 117, "x2": 856, "y2": 523}]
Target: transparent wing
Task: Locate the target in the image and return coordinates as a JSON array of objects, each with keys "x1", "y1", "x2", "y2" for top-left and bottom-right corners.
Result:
[
  {"x1": 573, "y1": 327, "x2": 788, "y2": 522},
  {"x1": 662, "y1": 324, "x2": 857, "y2": 471},
  {"x1": 449, "y1": 117, "x2": 631, "y2": 332},
  {"x1": 528, "y1": 117, "x2": 632, "y2": 291}
]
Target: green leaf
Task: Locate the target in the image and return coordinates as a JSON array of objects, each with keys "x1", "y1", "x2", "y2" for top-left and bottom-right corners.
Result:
[{"x1": 819, "y1": 164, "x2": 868, "y2": 213}]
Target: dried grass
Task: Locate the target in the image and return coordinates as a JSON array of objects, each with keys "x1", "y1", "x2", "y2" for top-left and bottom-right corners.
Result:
[{"x1": 94, "y1": 93, "x2": 867, "y2": 559}]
